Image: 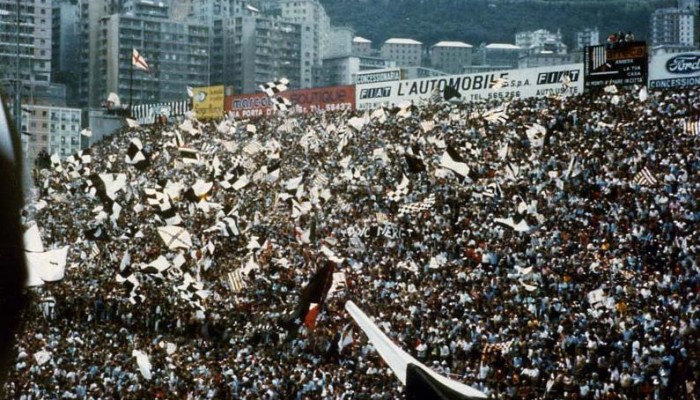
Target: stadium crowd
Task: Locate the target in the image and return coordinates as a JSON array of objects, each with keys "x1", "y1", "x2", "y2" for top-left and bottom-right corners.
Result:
[{"x1": 3, "y1": 85, "x2": 699, "y2": 399}]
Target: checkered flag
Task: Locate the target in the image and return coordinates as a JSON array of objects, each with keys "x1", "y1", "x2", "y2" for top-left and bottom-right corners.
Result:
[
  {"x1": 260, "y1": 78, "x2": 289, "y2": 97},
  {"x1": 271, "y1": 96, "x2": 293, "y2": 112},
  {"x1": 633, "y1": 167, "x2": 657, "y2": 186},
  {"x1": 231, "y1": 155, "x2": 256, "y2": 172},
  {"x1": 218, "y1": 169, "x2": 249, "y2": 191},
  {"x1": 482, "y1": 339, "x2": 514, "y2": 354},
  {"x1": 387, "y1": 175, "x2": 410, "y2": 202},
  {"x1": 397, "y1": 194, "x2": 436, "y2": 217}
]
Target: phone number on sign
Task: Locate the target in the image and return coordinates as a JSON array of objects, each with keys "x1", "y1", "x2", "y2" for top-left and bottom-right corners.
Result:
[{"x1": 308, "y1": 103, "x2": 353, "y2": 112}]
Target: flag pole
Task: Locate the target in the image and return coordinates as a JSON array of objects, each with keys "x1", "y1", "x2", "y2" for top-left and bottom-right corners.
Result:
[{"x1": 129, "y1": 51, "x2": 134, "y2": 117}]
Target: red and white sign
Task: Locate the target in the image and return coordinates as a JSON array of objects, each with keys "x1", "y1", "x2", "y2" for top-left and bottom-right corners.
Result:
[{"x1": 225, "y1": 85, "x2": 355, "y2": 118}]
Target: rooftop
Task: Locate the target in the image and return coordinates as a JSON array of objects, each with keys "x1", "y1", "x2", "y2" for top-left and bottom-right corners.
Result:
[
  {"x1": 353, "y1": 36, "x2": 372, "y2": 44},
  {"x1": 433, "y1": 41, "x2": 473, "y2": 48},
  {"x1": 486, "y1": 43, "x2": 521, "y2": 50},
  {"x1": 385, "y1": 38, "x2": 423, "y2": 45}
]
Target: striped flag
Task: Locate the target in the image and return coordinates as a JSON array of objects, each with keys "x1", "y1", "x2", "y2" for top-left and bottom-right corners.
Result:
[
  {"x1": 89, "y1": 243, "x2": 100, "y2": 258},
  {"x1": 132, "y1": 48, "x2": 150, "y2": 72},
  {"x1": 200, "y1": 143, "x2": 218, "y2": 155},
  {"x1": 178, "y1": 147, "x2": 201, "y2": 164},
  {"x1": 590, "y1": 45, "x2": 607, "y2": 73},
  {"x1": 312, "y1": 174, "x2": 329, "y2": 189},
  {"x1": 243, "y1": 140, "x2": 264, "y2": 155},
  {"x1": 682, "y1": 119, "x2": 700, "y2": 135},
  {"x1": 633, "y1": 167, "x2": 657, "y2": 186},
  {"x1": 227, "y1": 269, "x2": 249, "y2": 293}
]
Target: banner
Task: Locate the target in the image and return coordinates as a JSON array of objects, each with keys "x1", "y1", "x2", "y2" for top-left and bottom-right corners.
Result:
[
  {"x1": 225, "y1": 85, "x2": 355, "y2": 118},
  {"x1": 192, "y1": 85, "x2": 224, "y2": 120},
  {"x1": 342, "y1": 223, "x2": 419, "y2": 240},
  {"x1": 355, "y1": 64, "x2": 583, "y2": 110},
  {"x1": 131, "y1": 100, "x2": 191, "y2": 125},
  {"x1": 648, "y1": 52, "x2": 700, "y2": 89}
]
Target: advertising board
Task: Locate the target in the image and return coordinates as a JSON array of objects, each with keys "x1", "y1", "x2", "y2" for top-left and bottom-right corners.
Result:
[
  {"x1": 355, "y1": 68, "x2": 402, "y2": 85},
  {"x1": 131, "y1": 101, "x2": 190, "y2": 125},
  {"x1": 355, "y1": 64, "x2": 583, "y2": 110},
  {"x1": 192, "y1": 85, "x2": 225, "y2": 119},
  {"x1": 648, "y1": 52, "x2": 700, "y2": 89},
  {"x1": 584, "y1": 42, "x2": 648, "y2": 91},
  {"x1": 225, "y1": 85, "x2": 355, "y2": 118}
]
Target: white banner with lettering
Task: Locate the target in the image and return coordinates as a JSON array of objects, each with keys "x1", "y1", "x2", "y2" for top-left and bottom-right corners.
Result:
[
  {"x1": 355, "y1": 64, "x2": 584, "y2": 110},
  {"x1": 648, "y1": 52, "x2": 700, "y2": 89}
]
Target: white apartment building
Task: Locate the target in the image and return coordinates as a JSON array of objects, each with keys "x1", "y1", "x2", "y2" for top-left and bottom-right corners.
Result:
[
  {"x1": 516, "y1": 29, "x2": 567, "y2": 55},
  {"x1": 651, "y1": 7, "x2": 696, "y2": 46},
  {"x1": 381, "y1": 38, "x2": 423, "y2": 67},
  {"x1": 430, "y1": 41, "x2": 473, "y2": 74},
  {"x1": 575, "y1": 28, "x2": 600, "y2": 50},
  {"x1": 21, "y1": 104, "x2": 81, "y2": 166},
  {"x1": 278, "y1": 0, "x2": 330, "y2": 88},
  {"x1": 352, "y1": 36, "x2": 372, "y2": 56}
]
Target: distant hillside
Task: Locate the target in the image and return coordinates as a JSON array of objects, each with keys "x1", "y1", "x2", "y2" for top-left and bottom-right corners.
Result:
[{"x1": 320, "y1": 0, "x2": 676, "y2": 49}]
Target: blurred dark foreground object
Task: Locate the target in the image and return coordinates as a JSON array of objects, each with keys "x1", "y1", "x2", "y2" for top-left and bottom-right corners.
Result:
[{"x1": 0, "y1": 97, "x2": 28, "y2": 395}]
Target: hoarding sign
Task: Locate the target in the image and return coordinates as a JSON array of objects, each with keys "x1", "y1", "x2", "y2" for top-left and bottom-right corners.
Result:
[
  {"x1": 192, "y1": 85, "x2": 224, "y2": 119},
  {"x1": 286, "y1": 85, "x2": 355, "y2": 113},
  {"x1": 225, "y1": 85, "x2": 355, "y2": 118},
  {"x1": 225, "y1": 93, "x2": 271, "y2": 119},
  {"x1": 131, "y1": 101, "x2": 190, "y2": 125},
  {"x1": 355, "y1": 64, "x2": 583, "y2": 110},
  {"x1": 355, "y1": 68, "x2": 402, "y2": 84},
  {"x1": 649, "y1": 52, "x2": 700, "y2": 89},
  {"x1": 584, "y1": 42, "x2": 648, "y2": 91}
]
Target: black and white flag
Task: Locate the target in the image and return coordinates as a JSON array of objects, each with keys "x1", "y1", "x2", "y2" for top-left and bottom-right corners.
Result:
[
  {"x1": 219, "y1": 169, "x2": 249, "y2": 191},
  {"x1": 200, "y1": 142, "x2": 218, "y2": 155},
  {"x1": 387, "y1": 175, "x2": 410, "y2": 202},
  {"x1": 157, "y1": 199, "x2": 182, "y2": 226},
  {"x1": 404, "y1": 153, "x2": 426, "y2": 174},
  {"x1": 525, "y1": 123, "x2": 547, "y2": 148},
  {"x1": 397, "y1": 194, "x2": 436, "y2": 217},
  {"x1": 178, "y1": 147, "x2": 201, "y2": 164},
  {"x1": 141, "y1": 255, "x2": 171, "y2": 275},
  {"x1": 260, "y1": 78, "x2": 289, "y2": 97},
  {"x1": 475, "y1": 182, "x2": 502, "y2": 199},
  {"x1": 681, "y1": 119, "x2": 699, "y2": 135},
  {"x1": 271, "y1": 96, "x2": 293, "y2": 112},
  {"x1": 312, "y1": 172, "x2": 329, "y2": 188},
  {"x1": 227, "y1": 268, "x2": 250, "y2": 293},
  {"x1": 440, "y1": 146, "x2": 471, "y2": 181},
  {"x1": 633, "y1": 167, "x2": 657, "y2": 186},
  {"x1": 126, "y1": 138, "x2": 149, "y2": 170},
  {"x1": 482, "y1": 339, "x2": 515, "y2": 354}
]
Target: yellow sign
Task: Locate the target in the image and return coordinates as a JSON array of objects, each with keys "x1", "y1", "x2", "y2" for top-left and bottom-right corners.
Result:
[{"x1": 192, "y1": 85, "x2": 224, "y2": 120}]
